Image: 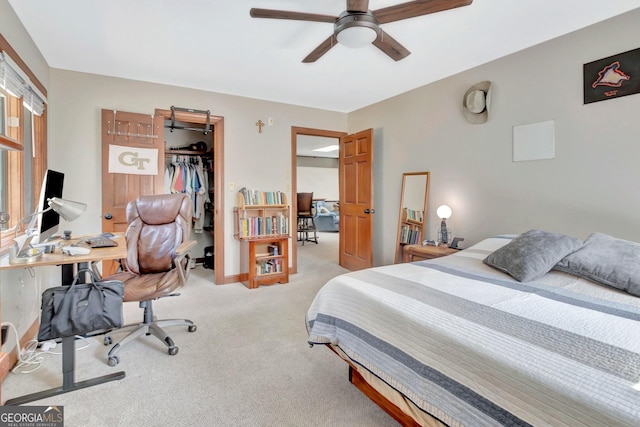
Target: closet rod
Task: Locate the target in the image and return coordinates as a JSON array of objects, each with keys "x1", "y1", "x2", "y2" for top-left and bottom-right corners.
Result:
[{"x1": 164, "y1": 150, "x2": 207, "y2": 157}]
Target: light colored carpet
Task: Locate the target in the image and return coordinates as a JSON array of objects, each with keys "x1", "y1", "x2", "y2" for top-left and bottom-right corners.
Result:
[{"x1": 2, "y1": 232, "x2": 398, "y2": 426}]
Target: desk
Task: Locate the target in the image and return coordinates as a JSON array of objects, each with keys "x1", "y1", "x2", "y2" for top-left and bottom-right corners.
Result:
[
  {"x1": 0, "y1": 235, "x2": 127, "y2": 405},
  {"x1": 0, "y1": 236, "x2": 126, "y2": 282}
]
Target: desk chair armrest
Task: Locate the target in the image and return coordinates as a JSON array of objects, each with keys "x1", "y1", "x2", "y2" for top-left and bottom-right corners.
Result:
[
  {"x1": 90, "y1": 260, "x2": 104, "y2": 280},
  {"x1": 175, "y1": 239, "x2": 197, "y2": 285},
  {"x1": 176, "y1": 240, "x2": 197, "y2": 257}
]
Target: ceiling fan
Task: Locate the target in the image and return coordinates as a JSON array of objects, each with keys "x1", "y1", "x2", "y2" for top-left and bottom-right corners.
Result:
[{"x1": 250, "y1": 0, "x2": 473, "y2": 63}]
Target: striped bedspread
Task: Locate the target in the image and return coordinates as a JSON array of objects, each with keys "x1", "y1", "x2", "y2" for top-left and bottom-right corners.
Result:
[{"x1": 306, "y1": 237, "x2": 640, "y2": 426}]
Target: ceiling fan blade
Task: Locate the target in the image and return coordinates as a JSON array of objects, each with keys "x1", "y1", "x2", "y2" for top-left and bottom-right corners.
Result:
[
  {"x1": 250, "y1": 8, "x2": 337, "y2": 23},
  {"x1": 374, "y1": 0, "x2": 472, "y2": 24},
  {"x1": 346, "y1": 0, "x2": 369, "y2": 13},
  {"x1": 302, "y1": 35, "x2": 338, "y2": 63},
  {"x1": 372, "y1": 30, "x2": 411, "y2": 61}
]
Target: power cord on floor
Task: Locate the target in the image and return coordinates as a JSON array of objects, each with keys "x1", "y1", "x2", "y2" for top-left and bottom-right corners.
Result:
[
  {"x1": 2, "y1": 322, "x2": 43, "y2": 374},
  {"x1": 44, "y1": 335, "x2": 91, "y2": 355},
  {"x1": 1, "y1": 322, "x2": 91, "y2": 374}
]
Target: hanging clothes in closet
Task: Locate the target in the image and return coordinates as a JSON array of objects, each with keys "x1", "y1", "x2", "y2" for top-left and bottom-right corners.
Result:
[{"x1": 165, "y1": 154, "x2": 210, "y2": 233}]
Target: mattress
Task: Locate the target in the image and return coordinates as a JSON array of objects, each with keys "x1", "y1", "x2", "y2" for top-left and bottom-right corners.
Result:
[{"x1": 306, "y1": 237, "x2": 640, "y2": 426}]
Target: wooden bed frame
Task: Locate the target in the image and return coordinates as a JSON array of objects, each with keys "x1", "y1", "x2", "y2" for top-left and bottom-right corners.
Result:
[
  {"x1": 348, "y1": 366, "x2": 422, "y2": 426},
  {"x1": 329, "y1": 345, "x2": 442, "y2": 427}
]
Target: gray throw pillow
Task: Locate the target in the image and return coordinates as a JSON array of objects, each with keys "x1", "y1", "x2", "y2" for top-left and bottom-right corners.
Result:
[
  {"x1": 483, "y1": 229, "x2": 583, "y2": 282},
  {"x1": 554, "y1": 232, "x2": 640, "y2": 296}
]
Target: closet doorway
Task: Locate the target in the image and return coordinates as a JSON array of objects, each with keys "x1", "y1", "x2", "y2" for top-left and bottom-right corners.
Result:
[
  {"x1": 101, "y1": 109, "x2": 224, "y2": 283},
  {"x1": 157, "y1": 108, "x2": 224, "y2": 284},
  {"x1": 291, "y1": 127, "x2": 346, "y2": 274}
]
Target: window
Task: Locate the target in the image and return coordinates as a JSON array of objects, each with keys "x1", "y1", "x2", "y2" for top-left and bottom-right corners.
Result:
[{"x1": 0, "y1": 33, "x2": 47, "y2": 251}]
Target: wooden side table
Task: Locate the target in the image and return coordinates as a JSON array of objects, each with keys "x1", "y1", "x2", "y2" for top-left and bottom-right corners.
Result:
[{"x1": 403, "y1": 244, "x2": 458, "y2": 262}]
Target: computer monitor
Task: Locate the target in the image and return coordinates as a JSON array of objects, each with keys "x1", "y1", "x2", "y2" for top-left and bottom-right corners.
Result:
[{"x1": 32, "y1": 169, "x2": 64, "y2": 244}]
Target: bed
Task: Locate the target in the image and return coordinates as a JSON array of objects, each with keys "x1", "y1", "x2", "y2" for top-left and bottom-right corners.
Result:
[{"x1": 306, "y1": 233, "x2": 640, "y2": 426}]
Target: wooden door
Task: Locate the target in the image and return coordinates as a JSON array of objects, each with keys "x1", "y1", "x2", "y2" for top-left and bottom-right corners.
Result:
[
  {"x1": 101, "y1": 109, "x2": 164, "y2": 274},
  {"x1": 339, "y1": 129, "x2": 374, "y2": 270}
]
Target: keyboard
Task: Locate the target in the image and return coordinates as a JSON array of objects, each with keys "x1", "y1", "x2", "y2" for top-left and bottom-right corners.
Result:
[{"x1": 84, "y1": 237, "x2": 118, "y2": 248}]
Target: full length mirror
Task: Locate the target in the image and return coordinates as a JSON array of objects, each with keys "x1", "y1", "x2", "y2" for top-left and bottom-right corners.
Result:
[{"x1": 395, "y1": 172, "x2": 430, "y2": 263}]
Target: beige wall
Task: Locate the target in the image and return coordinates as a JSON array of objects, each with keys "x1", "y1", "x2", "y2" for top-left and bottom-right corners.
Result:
[
  {"x1": 47, "y1": 70, "x2": 347, "y2": 276},
  {"x1": 349, "y1": 8, "x2": 640, "y2": 265},
  {"x1": 297, "y1": 166, "x2": 339, "y2": 201}
]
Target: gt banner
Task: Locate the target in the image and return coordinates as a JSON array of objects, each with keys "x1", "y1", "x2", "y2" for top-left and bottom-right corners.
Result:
[{"x1": 108, "y1": 144, "x2": 158, "y2": 175}]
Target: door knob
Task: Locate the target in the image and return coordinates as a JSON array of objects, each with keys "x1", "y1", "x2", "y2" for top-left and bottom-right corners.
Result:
[
  {"x1": 104, "y1": 213, "x2": 113, "y2": 220},
  {"x1": 364, "y1": 208, "x2": 376, "y2": 214}
]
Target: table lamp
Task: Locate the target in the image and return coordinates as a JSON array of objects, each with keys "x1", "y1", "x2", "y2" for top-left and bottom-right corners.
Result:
[
  {"x1": 436, "y1": 204, "x2": 452, "y2": 245},
  {"x1": 44, "y1": 197, "x2": 87, "y2": 222}
]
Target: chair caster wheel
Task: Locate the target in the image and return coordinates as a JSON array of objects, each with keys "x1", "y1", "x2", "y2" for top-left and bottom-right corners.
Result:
[
  {"x1": 188, "y1": 325, "x2": 197, "y2": 332},
  {"x1": 104, "y1": 336, "x2": 112, "y2": 346},
  {"x1": 108, "y1": 356, "x2": 119, "y2": 367},
  {"x1": 168, "y1": 347, "x2": 179, "y2": 356}
]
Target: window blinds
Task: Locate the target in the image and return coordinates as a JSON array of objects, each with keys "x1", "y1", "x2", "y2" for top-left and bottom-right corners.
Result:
[{"x1": 0, "y1": 51, "x2": 46, "y2": 116}]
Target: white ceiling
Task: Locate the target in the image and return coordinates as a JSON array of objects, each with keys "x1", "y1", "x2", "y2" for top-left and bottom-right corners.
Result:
[
  {"x1": 8, "y1": 1, "x2": 640, "y2": 113},
  {"x1": 297, "y1": 135, "x2": 341, "y2": 158}
]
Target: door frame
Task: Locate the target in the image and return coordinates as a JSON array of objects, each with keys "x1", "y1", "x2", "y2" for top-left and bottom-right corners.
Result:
[
  {"x1": 156, "y1": 109, "x2": 225, "y2": 285},
  {"x1": 290, "y1": 126, "x2": 346, "y2": 274}
]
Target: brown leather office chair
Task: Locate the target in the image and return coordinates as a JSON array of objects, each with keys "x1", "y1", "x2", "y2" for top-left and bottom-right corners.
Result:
[
  {"x1": 297, "y1": 192, "x2": 317, "y2": 244},
  {"x1": 102, "y1": 193, "x2": 197, "y2": 366}
]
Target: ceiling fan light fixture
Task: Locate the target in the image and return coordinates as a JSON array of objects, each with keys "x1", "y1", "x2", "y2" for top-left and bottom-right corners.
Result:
[
  {"x1": 335, "y1": 11, "x2": 379, "y2": 48},
  {"x1": 337, "y1": 26, "x2": 378, "y2": 48}
]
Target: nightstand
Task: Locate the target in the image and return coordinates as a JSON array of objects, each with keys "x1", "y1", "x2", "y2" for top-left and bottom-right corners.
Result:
[{"x1": 403, "y1": 244, "x2": 458, "y2": 262}]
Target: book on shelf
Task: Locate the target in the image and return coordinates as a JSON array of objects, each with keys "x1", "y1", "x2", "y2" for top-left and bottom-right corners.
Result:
[
  {"x1": 237, "y1": 212, "x2": 289, "y2": 238},
  {"x1": 238, "y1": 187, "x2": 286, "y2": 206},
  {"x1": 403, "y1": 207, "x2": 424, "y2": 223},
  {"x1": 256, "y1": 258, "x2": 282, "y2": 275},
  {"x1": 399, "y1": 224, "x2": 421, "y2": 244}
]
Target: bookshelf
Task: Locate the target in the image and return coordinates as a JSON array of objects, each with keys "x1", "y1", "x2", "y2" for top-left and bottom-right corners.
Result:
[
  {"x1": 397, "y1": 207, "x2": 424, "y2": 262},
  {"x1": 235, "y1": 190, "x2": 290, "y2": 288},
  {"x1": 398, "y1": 207, "x2": 423, "y2": 245},
  {"x1": 394, "y1": 172, "x2": 430, "y2": 264},
  {"x1": 240, "y1": 236, "x2": 289, "y2": 289}
]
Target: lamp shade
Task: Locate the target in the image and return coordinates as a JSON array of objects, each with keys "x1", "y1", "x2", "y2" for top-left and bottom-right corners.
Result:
[
  {"x1": 437, "y1": 205, "x2": 452, "y2": 220},
  {"x1": 47, "y1": 197, "x2": 87, "y2": 222}
]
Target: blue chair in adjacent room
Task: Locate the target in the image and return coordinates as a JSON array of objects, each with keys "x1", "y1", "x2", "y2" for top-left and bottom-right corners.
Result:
[{"x1": 314, "y1": 200, "x2": 340, "y2": 232}]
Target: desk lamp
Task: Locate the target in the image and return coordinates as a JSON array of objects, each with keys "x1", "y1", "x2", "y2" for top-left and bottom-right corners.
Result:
[
  {"x1": 43, "y1": 197, "x2": 87, "y2": 222},
  {"x1": 436, "y1": 204, "x2": 452, "y2": 245},
  {"x1": 4, "y1": 197, "x2": 87, "y2": 263}
]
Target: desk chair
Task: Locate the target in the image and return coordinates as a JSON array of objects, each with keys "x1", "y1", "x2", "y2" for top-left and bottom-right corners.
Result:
[
  {"x1": 102, "y1": 193, "x2": 197, "y2": 366},
  {"x1": 297, "y1": 192, "x2": 318, "y2": 245}
]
